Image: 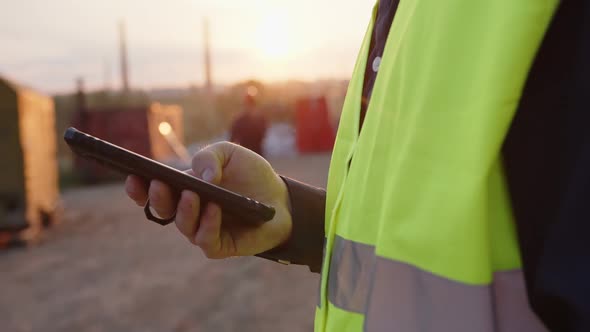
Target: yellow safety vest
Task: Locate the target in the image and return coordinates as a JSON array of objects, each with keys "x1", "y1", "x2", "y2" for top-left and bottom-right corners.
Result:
[{"x1": 316, "y1": 1, "x2": 558, "y2": 331}]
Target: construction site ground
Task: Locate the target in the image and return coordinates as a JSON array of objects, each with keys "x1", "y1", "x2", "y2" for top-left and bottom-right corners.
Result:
[{"x1": 0, "y1": 153, "x2": 330, "y2": 332}]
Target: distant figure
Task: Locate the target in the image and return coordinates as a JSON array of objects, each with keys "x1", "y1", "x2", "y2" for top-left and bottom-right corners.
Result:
[{"x1": 230, "y1": 92, "x2": 268, "y2": 156}]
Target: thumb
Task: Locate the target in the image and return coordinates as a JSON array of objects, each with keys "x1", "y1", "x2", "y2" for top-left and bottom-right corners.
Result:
[{"x1": 191, "y1": 142, "x2": 236, "y2": 185}]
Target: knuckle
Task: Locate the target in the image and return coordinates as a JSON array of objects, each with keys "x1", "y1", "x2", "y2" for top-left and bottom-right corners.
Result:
[
  {"x1": 125, "y1": 183, "x2": 137, "y2": 199},
  {"x1": 149, "y1": 182, "x2": 169, "y2": 206},
  {"x1": 194, "y1": 235, "x2": 222, "y2": 259},
  {"x1": 193, "y1": 236, "x2": 206, "y2": 248},
  {"x1": 174, "y1": 209, "x2": 189, "y2": 226},
  {"x1": 125, "y1": 181, "x2": 143, "y2": 201},
  {"x1": 177, "y1": 196, "x2": 193, "y2": 216},
  {"x1": 192, "y1": 150, "x2": 215, "y2": 170},
  {"x1": 210, "y1": 141, "x2": 229, "y2": 150},
  {"x1": 194, "y1": 236, "x2": 214, "y2": 252},
  {"x1": 173, "y1": 218, "x2": 184, "y2": 232},
  {"x1": 202, "y1": 248, "x2": 212, "y2": 258},
  {"x1": 208, "y1": 141, "x2": 234, "y2": 157},
  {"x1": 148, "y1": 182, "x2": 161, "y2": 200},
  {"x1": 179, "y1": 192, "x2": 199, "y2": 216},
  {"x1": 203, "y1": 249, "x2": 222, "y2": 259}
]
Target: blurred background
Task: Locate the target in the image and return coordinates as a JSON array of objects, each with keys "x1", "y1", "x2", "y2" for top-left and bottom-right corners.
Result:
[{"x1": 0, "y1": 1, "x2": 373, "y2": 331}]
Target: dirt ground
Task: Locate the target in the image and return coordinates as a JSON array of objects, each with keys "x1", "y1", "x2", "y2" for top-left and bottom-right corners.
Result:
[{"x1": 0, "y1": 153, "x2": 330, "y2": 332}]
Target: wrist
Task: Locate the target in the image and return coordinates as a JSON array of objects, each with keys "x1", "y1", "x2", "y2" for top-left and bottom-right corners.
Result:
[{"x1": 255, "y1": 175, "x2": 326, "y2": 272}]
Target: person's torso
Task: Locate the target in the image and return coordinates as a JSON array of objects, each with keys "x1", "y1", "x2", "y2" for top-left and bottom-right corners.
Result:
[
  {"x1": 316, "y1": 1, "x2": 558, "y2": 331},
  {"x1": 231, "y1": 112, "x2": 267, "y2": 154}
]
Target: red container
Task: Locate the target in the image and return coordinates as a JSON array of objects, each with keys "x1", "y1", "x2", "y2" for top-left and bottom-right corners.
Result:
[
  {"x1": 72, "y1": 103, "x2": 183, "y2": 182},
  {"x1": 295, "y1": 96, "x2": 335, "y2": 153}
]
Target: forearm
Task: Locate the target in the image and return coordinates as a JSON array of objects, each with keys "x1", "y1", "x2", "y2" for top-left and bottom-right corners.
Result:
[{"x1": 256, "y1": 176, "x2": 326, "y2": 273}]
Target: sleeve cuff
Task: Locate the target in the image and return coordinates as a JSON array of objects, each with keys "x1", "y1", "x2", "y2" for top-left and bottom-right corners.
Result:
[{"x1": 256, "y1": 176, "x2": 326, "y2": 273}]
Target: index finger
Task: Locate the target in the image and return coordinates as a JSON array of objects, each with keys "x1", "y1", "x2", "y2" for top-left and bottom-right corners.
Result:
[{"x1": 191, "y1": 142, "x2": 237, "y2": 185}]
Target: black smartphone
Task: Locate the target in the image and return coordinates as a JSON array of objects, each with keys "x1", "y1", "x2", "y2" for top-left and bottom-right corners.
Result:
[{"x1": 63, "y1": 127, "x2": 275, "y2": 224}]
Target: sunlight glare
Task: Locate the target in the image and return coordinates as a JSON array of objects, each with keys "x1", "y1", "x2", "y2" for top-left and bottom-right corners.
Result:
[
  {"x1": 159, "y1": 122, "x2": 172, "y2": 136},
  {"x1": 256, "y1": 11, "x2": 292, "y2": 60}
]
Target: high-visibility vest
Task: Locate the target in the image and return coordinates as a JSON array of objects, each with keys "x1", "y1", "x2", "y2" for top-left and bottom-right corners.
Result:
[{"x1": 316, "y1": 1, "x2": 558, "y2": 331}]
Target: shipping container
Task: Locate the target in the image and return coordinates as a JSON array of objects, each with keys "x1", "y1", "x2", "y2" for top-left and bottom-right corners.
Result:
[
  {"x1": 71, "y1": 102, "x2": 184, "y2": 182},
  {"x1": 0, "y1": 77, "x2": 60, "y2": 245},
  {"x1": 295, "y1": 96, "x2": 335, "y2": 153}
]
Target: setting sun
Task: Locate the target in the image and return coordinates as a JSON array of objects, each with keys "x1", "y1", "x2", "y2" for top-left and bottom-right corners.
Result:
[
  {"x1": 256, "y1": 12, "x2": 293, "y2": 60},
  {"x1": 0, "y1": 0, "x2": 374, "y2": 91}
]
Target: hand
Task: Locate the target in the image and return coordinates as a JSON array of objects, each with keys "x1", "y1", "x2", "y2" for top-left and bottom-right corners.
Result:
[{"x1": 125, "y1": 142, "x2": 292, "y2": 258}]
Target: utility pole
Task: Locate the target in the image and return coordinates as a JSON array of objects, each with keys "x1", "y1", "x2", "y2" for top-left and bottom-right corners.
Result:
[
  {"x1": 119, "y1": 20, "x2": 130, "y2": 93},
  {"x1": 203, "y1": 18, "x2": 212, "y2": 94},
  {"x1": 103, "y1": 57, "x2": 112, "y2": 92}
]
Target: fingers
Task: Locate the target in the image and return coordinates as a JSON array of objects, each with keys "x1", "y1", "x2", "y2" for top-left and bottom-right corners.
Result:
[
  {"x1": 193, "y1": 203, "x2": 225, "y2": 258},
  {"x1": 175, "y1": 190, "x2": 201, "y2": 240},
  {"x1": 175, "y1": 192, "x2": 228, "y2": 260},
  {"x1": 191, "y1": 142, "x2": 236, "y2": 185},
  {"x1": 125, "y1": 175, "x2": 148, "y2": 206},
  {"x1": 148, "y1": 180, "x2": 177, "y2": 219}
]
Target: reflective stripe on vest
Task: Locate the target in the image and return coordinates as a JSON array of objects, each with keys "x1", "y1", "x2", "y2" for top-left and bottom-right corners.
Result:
[
  {"x1": 328, "y1": 236, "x2": 547, "y2": 332},
  {"x1": 316, "y1": 0, "x2": 559, "y2": 331}
]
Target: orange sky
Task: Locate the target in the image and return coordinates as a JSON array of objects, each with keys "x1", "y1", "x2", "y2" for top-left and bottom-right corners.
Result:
[{"x1": 0, "y1": 1, "x2": 375, "y2": 94}]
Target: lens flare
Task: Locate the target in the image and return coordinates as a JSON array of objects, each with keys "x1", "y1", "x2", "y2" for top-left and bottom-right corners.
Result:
[{"x1": 158, "y1": 122, "x2": 172, "y2": 136}]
